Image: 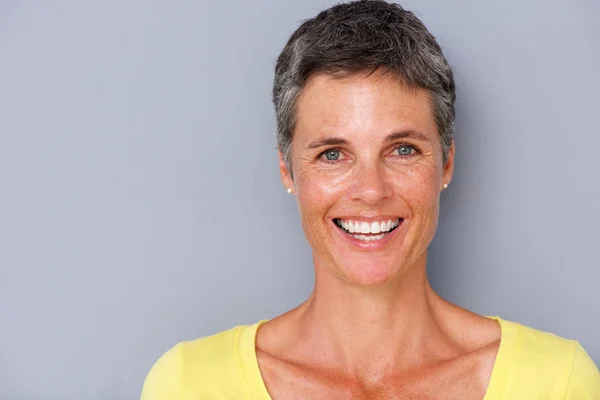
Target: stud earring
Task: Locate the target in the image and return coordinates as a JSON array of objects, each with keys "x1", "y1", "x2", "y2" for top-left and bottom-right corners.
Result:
[
  {"x1": 287, "y1": 188, "x2": 293, "y2": 194},
  {"x1": 443, "y1": 183, "x2": 449, "y2": 189}
]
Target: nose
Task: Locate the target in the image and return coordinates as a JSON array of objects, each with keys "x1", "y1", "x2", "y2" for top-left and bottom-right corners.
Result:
[{"x1": 350, "y1": 161, "x2": 393, "y2": 205}]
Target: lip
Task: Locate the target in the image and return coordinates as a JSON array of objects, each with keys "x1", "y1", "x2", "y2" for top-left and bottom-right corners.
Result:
[{"x1": 330, "y1": 218, "x2": 405, "y2": 250}]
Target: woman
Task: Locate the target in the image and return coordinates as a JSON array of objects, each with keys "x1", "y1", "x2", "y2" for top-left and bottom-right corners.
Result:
[{"x1": 142, "y1": 1, "x2": 600, "y2": 398}]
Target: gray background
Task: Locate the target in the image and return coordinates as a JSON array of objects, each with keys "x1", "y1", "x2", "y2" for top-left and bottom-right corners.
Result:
[{"x1": 1, "y1": 0, "x2": 598, "y2": 398}]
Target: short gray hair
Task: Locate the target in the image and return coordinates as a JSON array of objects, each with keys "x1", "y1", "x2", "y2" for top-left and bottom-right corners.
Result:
[{"x1": 273, "y1": 0, "x2": 456, "y2": 174}]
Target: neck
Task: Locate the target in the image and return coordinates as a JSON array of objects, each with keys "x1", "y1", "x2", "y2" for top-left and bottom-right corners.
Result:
[{"x1": 292, "y1": 251, "x2": 457, "y2": 377}]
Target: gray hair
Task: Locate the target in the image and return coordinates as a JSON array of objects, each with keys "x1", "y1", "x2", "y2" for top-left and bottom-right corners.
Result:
[{"x1": 273, "y1": 0, "x2": 456, "y2": 174}]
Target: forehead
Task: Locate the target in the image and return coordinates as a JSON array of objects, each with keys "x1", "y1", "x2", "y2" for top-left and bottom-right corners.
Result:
[{"x1": 294, "y1": 72, "x2": 437, "y2": 142}]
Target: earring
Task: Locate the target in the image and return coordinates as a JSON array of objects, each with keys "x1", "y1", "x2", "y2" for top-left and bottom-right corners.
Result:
[
  {"x1": 443, "y1": 183, "x2": 449, "y2": 189},
  {"x1": 287, "y1": 188, "x2": 293, "y2": 194}
]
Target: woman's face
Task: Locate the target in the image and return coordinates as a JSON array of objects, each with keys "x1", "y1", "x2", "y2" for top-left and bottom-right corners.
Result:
[{"x1": 280, "y1": 73, "x2": 454, "y2": 286}]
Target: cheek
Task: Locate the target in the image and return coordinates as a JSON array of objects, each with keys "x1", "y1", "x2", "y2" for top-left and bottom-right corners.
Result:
[
  {"x1": 397, "y1": 164, "x2": 441, "y2": 213},
  {"x1": 295, "y1": 173, "x2": 330, "y2": 230},
  {"x1": 296, "y1": 167, "x2": 348, "y2": 210},
  {"x1": 293, "y1": 169, "x2": 349, "y2": 248}
]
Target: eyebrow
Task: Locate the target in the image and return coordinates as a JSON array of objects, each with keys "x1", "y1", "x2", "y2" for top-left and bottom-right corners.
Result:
[
  {"x1": 305, "y1": 130, "x2": 431, "y2": 150},
  {"x1": 306, "y1": 137, "x2": 349, "y2": 149},
  {"x1": 384, "y1": 130, "x2": 431, "y2": 143}
]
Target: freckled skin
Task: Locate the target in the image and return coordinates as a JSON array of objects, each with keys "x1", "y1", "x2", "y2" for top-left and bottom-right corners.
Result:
[
  {"x1": 282, "y1": 73, "x2": 450, "y2": 286},
  {"x1": 262, "y1": 72, "x2": 500, "y2": 399}
]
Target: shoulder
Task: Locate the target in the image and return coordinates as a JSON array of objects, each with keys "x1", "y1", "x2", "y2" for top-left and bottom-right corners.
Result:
[
  {"x1": 510, "y1": 319, "x2": 578, "y2": 361},
  {"x1": 564, "y1": 342, "x2": 600, "y2": 398},
  {"x1": 140, "y1": 323, "x2": 259, "y2": 400},
  {"x1": 494, "y1": 318, "x2": 600, "y2": 397}
]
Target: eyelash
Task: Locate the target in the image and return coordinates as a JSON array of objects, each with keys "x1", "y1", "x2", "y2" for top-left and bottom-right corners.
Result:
[{"x1": 317, "y1": 144, "x2": 420, "y2": 163}]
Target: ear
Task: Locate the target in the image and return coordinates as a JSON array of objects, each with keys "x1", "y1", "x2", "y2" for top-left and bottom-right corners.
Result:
[
  {"x1": 442, "y1": 141, "x2": 455, "y2": 189},
  {"x1": 278, "y1": 151, "x2": 294, "y2": 192}
]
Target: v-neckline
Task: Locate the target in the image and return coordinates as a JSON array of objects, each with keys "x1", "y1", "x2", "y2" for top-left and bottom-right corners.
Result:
[{"x1": 240, "y1": 316, "x2": 513, "y2": 400}]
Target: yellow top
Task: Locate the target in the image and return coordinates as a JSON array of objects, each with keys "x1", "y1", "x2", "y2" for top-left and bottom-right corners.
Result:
[{"x1": 141, "y1": 317, "x2": 600, "y2": 399}]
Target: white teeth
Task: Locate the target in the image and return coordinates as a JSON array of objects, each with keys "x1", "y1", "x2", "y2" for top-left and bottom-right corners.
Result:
[
  {"x1": 336, "y1": 218, "x2": 401, "y2": 235},
  {"x1": 359, "y1": 222, "x2": 370, "y2": 234},
  {"x1": 353, "y1": 233, "x2": 386, "y2": 241},
  {"x1": 370, "y1": 221, "x2": 381, "y2": 234}
]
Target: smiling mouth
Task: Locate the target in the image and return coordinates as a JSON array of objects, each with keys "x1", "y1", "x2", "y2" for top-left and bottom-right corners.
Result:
[{"x1": 333, "y1": 218, "x2": 402, "y2": 241}]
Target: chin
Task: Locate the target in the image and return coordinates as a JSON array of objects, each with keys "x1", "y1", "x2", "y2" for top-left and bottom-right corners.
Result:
[
  {"x1": 338, "y1": 252, "x2": 416, "y2": 286},
  {"x1": 344, "y1": 262, "x2": 397, "y2": 286}
]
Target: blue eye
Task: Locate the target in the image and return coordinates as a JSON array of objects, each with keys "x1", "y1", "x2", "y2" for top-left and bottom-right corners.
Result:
[
  {"x1": 396, "y1": 145, "x2": 414, "y2": 157},
  {"x1": 324, "y1": 150, "x2": 340, "y2": 161}
]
